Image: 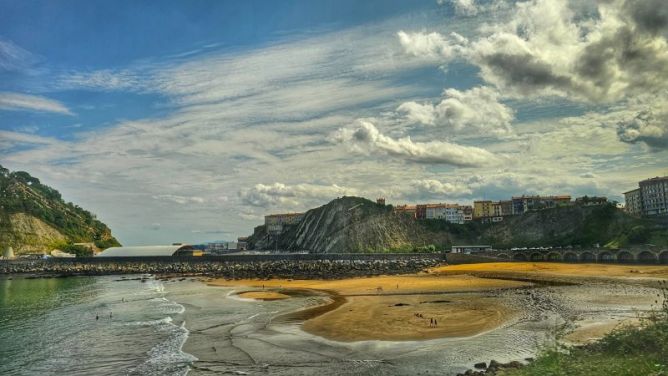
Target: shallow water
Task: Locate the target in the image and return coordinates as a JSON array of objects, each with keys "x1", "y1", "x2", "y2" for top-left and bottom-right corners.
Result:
[
  {"x1": 0, "y1": 276, "x2": 195, "y2": 376},
  {"x1": 0, "y1": 276, "x2": 659, "y2": 376}
]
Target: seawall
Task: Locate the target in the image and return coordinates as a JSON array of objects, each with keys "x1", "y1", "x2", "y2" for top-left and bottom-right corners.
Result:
[{"x1": 0, "y1": 254, "x2": 445, "y2": 279}]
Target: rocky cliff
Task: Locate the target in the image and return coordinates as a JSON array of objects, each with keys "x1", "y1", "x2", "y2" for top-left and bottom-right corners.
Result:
[
  {"x1": 0, "y1": 164, "x2": 120, "y2": 254},
  {"x1": 248, "y1": 197, "x2": 431, "y2": 253},
  {"x1": 247, "y1": 197, "x2": 666, "y2": 253}
]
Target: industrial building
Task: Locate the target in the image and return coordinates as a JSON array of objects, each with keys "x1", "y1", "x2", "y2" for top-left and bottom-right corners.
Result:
[{"x1": 95, "y1": 244, "x2": 202, "y2": 257}]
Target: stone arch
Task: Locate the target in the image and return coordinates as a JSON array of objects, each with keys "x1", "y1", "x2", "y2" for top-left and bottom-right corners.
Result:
[
  {"x1": 638, "y1": 251, "x2": 657, "y2": 264},
  {"x1": 617, "y1": 251, "x2": 634, "y2": 263},
  {"x1": 598, "y1": 251, "x2": 614, "y2": 263},
  {"x1": 496, "y1": 253, "x2": 510, "y2": 259},
  {"x1": 563, "y1": 252, "x2": 578, "y2": 262},
  {"x1": 580, "y1": 252, "x2": 595, "y2": 262},
  {"x1": 530, "y1": 252, "x2": 544, "y2": 261},
  {"x1": 512, "y1": 253, "x2": 527, "y2": 261},
  {"x1": 546, "y1": 252, "x2": 561, "y2": 262},
  {"x1": 660, "y1": 251, "x2": 668, "y2": 264}
]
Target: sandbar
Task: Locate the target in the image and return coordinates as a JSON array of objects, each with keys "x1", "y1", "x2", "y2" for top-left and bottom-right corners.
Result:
[
  {"x1": 236, "y1": 290, "x2": 291, "y2": 300},
  {"x1": 211, "y1": 274, "x2": 529, "y2": 341}
]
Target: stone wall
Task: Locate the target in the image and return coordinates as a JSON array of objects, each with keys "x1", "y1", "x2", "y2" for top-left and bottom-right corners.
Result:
[{"x1": 0, "y1": 254, "x2": 444, "y2": 279}]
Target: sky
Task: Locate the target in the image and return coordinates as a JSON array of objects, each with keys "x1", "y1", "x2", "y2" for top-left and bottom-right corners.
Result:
[{"x1": 1, "y1": 0, "x2": 667, "y2": 245}]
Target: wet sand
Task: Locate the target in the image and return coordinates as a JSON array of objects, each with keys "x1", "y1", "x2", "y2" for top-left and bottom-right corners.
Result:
[
  {"x1": 210, "y1": 273, "x2": 530, "y2": 295},
  {"x1": 236, "y1": 290, "x2": 291, "y2": 300},
  {"x1": 212, "y1": 274, "x2": 529, "y2": 341},
  {"x1": 172, "y1": 263, "x2": 667, "y2": 375},
  {"x1": 303, "y1": 294, "x2": 511, "y2": 341},
  {"x1": 432, "y1": 262, "x2": 668, "y2": 284}
]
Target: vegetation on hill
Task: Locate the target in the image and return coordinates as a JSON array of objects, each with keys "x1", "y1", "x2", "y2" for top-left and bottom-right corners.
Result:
[
  {"x1": 499, "y1": 283, "x2": 668, "y2": 376},
  {"x1": 0, "y1": 164, "x2": 120, "y2": 254},
  {"x1": 247, "y1": 197, "x2": 667, "y2": 253}
]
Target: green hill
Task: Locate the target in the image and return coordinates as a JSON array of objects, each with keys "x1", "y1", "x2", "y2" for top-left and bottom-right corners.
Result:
[
  {"x1": 0, "y1": 164, "x2": 120, "y2": 255},
  {"x1": 246, "y1": 196, "x2": 668, "y2": 253}
]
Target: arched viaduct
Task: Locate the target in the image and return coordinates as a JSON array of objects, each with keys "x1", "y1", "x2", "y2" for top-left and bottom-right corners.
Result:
[{"x1": 487, "y1": 248, "x2": 668, "y2": 264}]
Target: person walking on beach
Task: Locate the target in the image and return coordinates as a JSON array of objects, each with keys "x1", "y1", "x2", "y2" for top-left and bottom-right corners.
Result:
[
  {"x1": 434, "y1": 319, "x2": 437, "y2": 327},
  {"x1": 430, "y1": 318, "x2": 433, "y2": 327}
]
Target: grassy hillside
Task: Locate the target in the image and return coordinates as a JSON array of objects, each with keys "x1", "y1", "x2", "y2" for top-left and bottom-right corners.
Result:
[{"x1": 0, "y1": 164, "x2": 120, "y2": 254}]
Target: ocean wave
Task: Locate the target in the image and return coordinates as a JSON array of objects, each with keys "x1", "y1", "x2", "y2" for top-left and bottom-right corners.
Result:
[
  {"x1": 129, "y1": 321, "x2": 197, "y2": 376},
  {"x1": 126, "y1": 316, "x2": 174, "y2": 326}
]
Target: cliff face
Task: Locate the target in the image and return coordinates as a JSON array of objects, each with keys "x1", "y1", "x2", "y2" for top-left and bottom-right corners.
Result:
[
  {"x1": 247, "y1": 197, "x2": 665, "y2": 253},
  {"x1": 249, "y1": 197, "x2": 431, "y2": 253},
  {"x1": 0, "y1": 165, "x2": 120, "y2": 254}
]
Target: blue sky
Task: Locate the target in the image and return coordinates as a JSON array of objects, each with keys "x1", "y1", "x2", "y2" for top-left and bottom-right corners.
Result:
[{"x1": 1, "y1": 0, "x2": 667, "y2": 245}]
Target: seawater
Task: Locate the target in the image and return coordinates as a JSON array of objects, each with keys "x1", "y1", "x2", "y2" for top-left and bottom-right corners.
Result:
[{"x1": 0, "y1": 275, "x2": 196, "y2": 376}]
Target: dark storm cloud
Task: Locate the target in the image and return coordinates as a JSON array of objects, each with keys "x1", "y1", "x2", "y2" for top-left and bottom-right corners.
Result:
[
  {"x1": 481, "y1": 52, "x2": 574, "y2": 94},
  {"x1": 624, "y1": 0, "x2": 668, "y2": 35}
]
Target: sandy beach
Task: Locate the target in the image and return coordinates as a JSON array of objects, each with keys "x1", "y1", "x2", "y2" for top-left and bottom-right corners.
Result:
[
  {"x1": 431, "y1": 262, "x2": 668, "y2": 283},
  {"x1": 211, "y1": 274, "x2": 529, "y2": 341},
  {"x1": 168, "y1": 262, "x2": 667, "y2": 375},
  {"x1": 208, "y1": 262, "x2": 668, "y2": 344}
]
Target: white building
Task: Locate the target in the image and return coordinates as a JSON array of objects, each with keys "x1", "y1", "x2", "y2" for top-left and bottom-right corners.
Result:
[
  {"x1": 451, "y1": 245, "x2": 492, "y2": 254},
  {"x1": 424, "y1": 204, "x2": 468, "y2": 224},
  {"x1": 624, "y1": 176, "x2": 668, "y2": 217}
]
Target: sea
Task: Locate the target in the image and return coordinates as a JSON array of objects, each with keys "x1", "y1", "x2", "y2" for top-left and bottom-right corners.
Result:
[
  {"x1": 0, "y1": 275, "x2": 196, "y2": 376},
  {"x1": 1, "y1": 274, "x2": 658, "y2": 376}
]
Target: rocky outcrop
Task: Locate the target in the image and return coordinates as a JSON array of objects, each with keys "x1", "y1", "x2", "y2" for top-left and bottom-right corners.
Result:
[
  {"x1": 249, "y1": 197, "x2": 433, "y2": 253},
  {"x1": 0, "y1": 213, "x2": 68, "y2": 253}
]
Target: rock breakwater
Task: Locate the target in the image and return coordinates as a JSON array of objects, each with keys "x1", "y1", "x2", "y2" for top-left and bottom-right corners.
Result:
[{"x1": 0, "y1": 258, "x2": 442, "y2": 279}]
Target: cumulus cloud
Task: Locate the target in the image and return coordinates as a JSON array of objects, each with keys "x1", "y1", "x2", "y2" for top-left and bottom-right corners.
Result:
[
  {"x1": 0, "y1": 92, "x2": 73, "y2": 115},
  {"x1": 239, "y1": 182, "x2": 356, "y2": 208},
  {"x1": 617, "y1": 109, "x2": 668, "y2": 150},
  {"x1": 397, "y1": 86, "x2": 513, "y2": 135},
  {"x1": 152, "y1": 194, "x2": 206, "y2": 205},
  {"x1": 412, "y1": 179, "x2": 472, "y2": 196},
  {"x1": 332, "y1": 120, "x2": 498, "y2": 167},
  {"x1": 449, "y1": 0, "x2": 479, "y2": 16},
  {"x1": 402, "y1": 0, "x2": 668, "y2": 103},
  {"x1": 396, "y1": 31, "x2": 467, "y2": 61}
]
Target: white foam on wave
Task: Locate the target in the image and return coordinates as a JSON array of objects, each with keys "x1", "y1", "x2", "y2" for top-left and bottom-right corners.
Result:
[
  {"x1": 129, "y1": 319, "x2": 197, "y2": 376},
  {"x1": 126, "y1": 316, "x2": 174, "y2": 326}
]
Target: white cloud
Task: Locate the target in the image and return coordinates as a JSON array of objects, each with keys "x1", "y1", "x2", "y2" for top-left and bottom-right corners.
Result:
[
  {"x1": 0, "y1": 39, "x2": 35, "y2": 72},
  {"x1": 402, "y1": 0, "x2": 668, "y2": 103},
  {"x1": 450, "y1": 0, "x2": 479, "y2": 16},
  {"x1": 397, "y1": 86, "x2": 513, "y2": 136},
  {"x1": 239, "y1": 182, "x2": 356, "y2": 208},
  {"x1": 332, "y1": 120, "x2": 498, "y2": 167},
  {"x1": 56, "y1": 69, "x2": 143, "y2": 92},
  {"x1": 412, "y1": 179, "x2": 472, "y2": 196},
  {"x1": 396, "y1": 30, "x2": 467, "y2": 61},
  {"x1": 0, "y1": 92, "x2": 73, "y2": 115},
  {"x1": 152, "y1": 194, "x2": 206, "y2": 205}
]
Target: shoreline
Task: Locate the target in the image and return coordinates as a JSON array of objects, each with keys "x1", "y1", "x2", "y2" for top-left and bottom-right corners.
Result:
[{"x1": 155, "y1": 263, "x2": 667, "y2": 375}]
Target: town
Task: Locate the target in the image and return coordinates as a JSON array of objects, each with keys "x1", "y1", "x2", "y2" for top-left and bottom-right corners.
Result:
[{"x1": 255, "y1": 175, "x2": 667, "y2": 237}]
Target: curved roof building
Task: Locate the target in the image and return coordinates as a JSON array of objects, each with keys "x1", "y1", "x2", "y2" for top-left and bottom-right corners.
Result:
[{"x1": 95, "y1": 244, "x2": 195, "y2": 257}]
